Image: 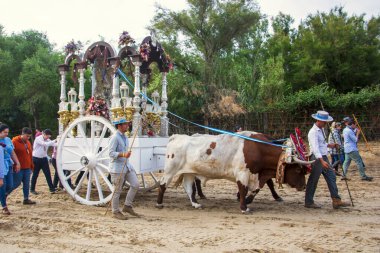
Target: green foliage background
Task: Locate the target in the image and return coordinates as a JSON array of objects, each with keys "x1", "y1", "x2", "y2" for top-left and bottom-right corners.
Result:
[{"x1": 0, "y1": 1, "x2": 379, "y2": 136}]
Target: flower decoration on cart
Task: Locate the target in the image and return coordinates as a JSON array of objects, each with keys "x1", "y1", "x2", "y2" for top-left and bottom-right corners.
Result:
[
  {"x1": 118, "y1": 31, "x2": 135, "y2": 46},
  {"x1": 140, "y1": 42, "x2": 151, "y2": 62},
  {"x1": 161, "y1": 49, "x2": 173, "y2": 71},
  {"x1": 64, "y1": 40, "x2": 83, "y2": 55},
  {"x1": 86, "y1": 96, "x2": 110, "y2": 120}
]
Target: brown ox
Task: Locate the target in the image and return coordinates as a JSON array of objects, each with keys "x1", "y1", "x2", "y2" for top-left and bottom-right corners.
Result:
[{"x1": 157, "y1": 132, "x2": 311, "y2": 212}]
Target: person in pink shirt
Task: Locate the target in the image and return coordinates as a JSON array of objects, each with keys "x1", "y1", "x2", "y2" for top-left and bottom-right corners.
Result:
[{"x1": 35, "y1": 129, "x2": 42, "y2": 138}]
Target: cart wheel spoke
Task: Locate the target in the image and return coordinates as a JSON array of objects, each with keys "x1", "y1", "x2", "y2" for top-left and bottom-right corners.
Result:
[
  {"x1": 141, "y1": 174, "x2": 147, "y2": 188},
  {"x1": 77, "y1": 123, "x2": 90, "y2": 151},
  {"x1": 68, "y1": 132, "x2": 87, "y2": 155},
  {"x1": 96, "y1": 145, "x2": 109, "y2": 158},
  {"x1": 97, "y1": 157, "x2": 110, "y2": 161},
  {"x1": 95, "y1": 125, "x2": 108, "y2": 154},
  {"x1": 65, "y1": 148, "x2": 83, "y2": 158},
  {"x1": 150, "y1": 172, "x2": 159, "y2": 183},
  {"x1": 64, "y1": 166, "x2": 85, "y2": 181},
  {"x1": 86, "y1": 169, "x2": 93, "y2": 201},
  {"x1": 63, "y1": 160, "x2": 81, "y2": 165},
  {"x1": 93, "y1": 169, "x2": 104, "y2": 201},
  {"x1": 95, "y1": 167, "x2": 113, "y2": 192},
  {"x1": 74, "y1": 168, "x2": 89, "y2": 195},
  {"x1": 90, "y1": 120, "x2": 95, "y2": 153}
]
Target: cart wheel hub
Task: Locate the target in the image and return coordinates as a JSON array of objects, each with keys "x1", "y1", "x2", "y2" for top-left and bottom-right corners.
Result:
[{"x1": 80, "y1": 154, "x2": 97, "y2": 169}]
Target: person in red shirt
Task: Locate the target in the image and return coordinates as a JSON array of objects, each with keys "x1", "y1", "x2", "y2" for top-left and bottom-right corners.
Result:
[{"x1": 11, "y1": 127, "x2": 36, "y2": 204}]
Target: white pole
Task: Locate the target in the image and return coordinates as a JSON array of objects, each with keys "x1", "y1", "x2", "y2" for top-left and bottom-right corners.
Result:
[
  {"x1": 78, "y1": 66, "x2": 86, "y2": 117},
  {"x1": 132, "y1": 61, "x2": 142, "y2": 136},
  {"x1": 111, "y1": 64, "x2": 121, "y2": 108},
  {"x1": 58, "y1": 66, "x2": 68, "y2": 135},
  {"x1": 160, "y1": 72, "x2": 169, "y2": 137},
  {"x1": 59, "y1": 70, "x2": 67, "y2": 110}
]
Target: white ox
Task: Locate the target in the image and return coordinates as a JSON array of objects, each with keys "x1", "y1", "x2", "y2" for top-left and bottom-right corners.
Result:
[{"x1": 156, "y1": 132, "x2": 260, "y2": 212}]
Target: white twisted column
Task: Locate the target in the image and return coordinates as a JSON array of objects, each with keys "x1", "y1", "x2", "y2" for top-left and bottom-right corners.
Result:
[
  {"x1": 58, "y1": 64, "x2": 69, "y2": 135},
  {"x1": 160, "y1": 72, "x2": 169, "y2": 137},
  {"x1": 77, "y1": 64, "x2": 86, "y2": 117},
  {"x1": 132, "y1": 61, "x2": 142, "y2": 136},
  {"x1": 110, "y1": 58, "x2": 121, "y2": 109}
]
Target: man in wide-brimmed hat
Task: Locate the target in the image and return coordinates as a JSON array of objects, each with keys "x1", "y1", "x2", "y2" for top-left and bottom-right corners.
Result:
[
  {"x1": 109, "y1": 117, "x2": 140, "y2": 220},
  {"x1": 305, "y1": 111, "x2": 350, "y2": 209}
]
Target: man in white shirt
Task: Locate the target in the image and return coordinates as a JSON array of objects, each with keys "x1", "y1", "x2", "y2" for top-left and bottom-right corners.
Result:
[
  {"x1": 305, "y1": 111, "x2": 350, "y2": 209},
  {"x1": 30, "y1": 129, "x2": 57, "y2": 194}
]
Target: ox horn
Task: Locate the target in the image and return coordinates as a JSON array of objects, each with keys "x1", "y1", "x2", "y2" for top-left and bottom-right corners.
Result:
[{"x1": 293, "y1": 156, "x2": 316, "y2": 165}]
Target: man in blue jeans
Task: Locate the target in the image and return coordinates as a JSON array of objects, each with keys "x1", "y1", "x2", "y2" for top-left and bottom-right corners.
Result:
[
  {"x1": 305, "y1": 111, "x2": 350, "y2": 209},
  {"x1": 342, "y1": 118, "x2": 373, "y2": 181},
  {"x1": 11, "y1": 127, "x2": 36, "y2": 204}
]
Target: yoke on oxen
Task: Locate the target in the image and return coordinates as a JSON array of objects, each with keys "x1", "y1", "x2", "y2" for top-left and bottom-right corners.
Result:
[{"x1": 276, "y1": 128, "x2": 314, "y2": 188}]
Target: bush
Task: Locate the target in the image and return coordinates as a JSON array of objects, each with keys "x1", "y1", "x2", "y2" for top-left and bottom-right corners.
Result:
[{"x1": 259, "y1": 84, "x2": 380, "y2": 112}]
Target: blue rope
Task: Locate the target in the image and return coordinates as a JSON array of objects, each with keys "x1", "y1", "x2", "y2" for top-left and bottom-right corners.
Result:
[{"x1": 117, "y1": 68, "x2": 286, "y2": 148}]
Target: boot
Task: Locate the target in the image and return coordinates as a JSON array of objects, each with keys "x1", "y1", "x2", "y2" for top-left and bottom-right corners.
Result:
[
  {"x1": 332, "y1": 198, "x2": 350, "y2": 209},
  {"x1": 23, "y1": 199, "x2": 36, "y2": 205},
  {"x1": 112, "y1": 211, "x2": 128, "y2": 220},
  {"x1": 304, "y1": 202, "x2": 322, "y2": 209},
  {"x1": 122, "y1": 205, "x2": 140, "y2": 217},
  {"x1": 2, "y1": 206, "x2": 11, "y2": 215}
]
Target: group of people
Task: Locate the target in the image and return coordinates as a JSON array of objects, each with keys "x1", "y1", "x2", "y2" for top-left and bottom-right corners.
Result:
[
  {"x1": 0, "y1": 124, "x2": 58, "y2": 215},
  {"x1": 305, "y1": 110, "x2": 372, "y2": 209},
  {"x1": 0, "y1": 110, "x2": 373, "y2": 217},
  {"x1": 328, "y1": 116, "x2": 373, "y2": 181}
]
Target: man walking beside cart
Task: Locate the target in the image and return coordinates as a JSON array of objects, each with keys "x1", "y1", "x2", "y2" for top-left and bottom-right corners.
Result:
[{"x1": 109, "y1": 116, "x2": 140, "y2": 220}]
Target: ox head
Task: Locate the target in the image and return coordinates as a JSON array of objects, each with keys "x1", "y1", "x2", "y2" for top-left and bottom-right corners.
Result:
[
  {"x1": 276, "y1": 139, "x2": 315, "y2": 191},
  {"x1": 277, "y1": 159, "x2": 308, "y2": 191}
]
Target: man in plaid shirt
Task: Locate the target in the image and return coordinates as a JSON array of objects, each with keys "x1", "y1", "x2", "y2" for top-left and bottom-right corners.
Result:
[{"x1": 328, "y1": 122, "x2": 344, "y2": 175}]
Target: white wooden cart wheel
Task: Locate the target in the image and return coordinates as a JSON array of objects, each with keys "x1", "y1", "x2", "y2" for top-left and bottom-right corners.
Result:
[{"x1": 57, "y1": 115, "x2": 116, "y2": 206}]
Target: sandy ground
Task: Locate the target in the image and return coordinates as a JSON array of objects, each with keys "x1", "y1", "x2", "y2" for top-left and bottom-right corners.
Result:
[{"x1": 0, "y1": 144, "x2": 379, "y2": 253}]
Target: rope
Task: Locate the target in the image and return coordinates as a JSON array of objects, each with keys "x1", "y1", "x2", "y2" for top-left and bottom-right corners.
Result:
[
  {"x1": 117, "y1": 68, "x2": 286, "y2": 148},
  {"x1": 115, "y1": 70, "x2": 180, "y2": 130}
]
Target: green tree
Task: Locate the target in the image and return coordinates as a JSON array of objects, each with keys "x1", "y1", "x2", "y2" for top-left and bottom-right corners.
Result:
[
  {"x1": 14, "y1": 46, "x2": 61, "y2": 130},
  {"x1": 258, "y1": 55, "x2": 288, "y2": 105},
  {"x1": 0, "y1": 28, "x2": 58, "y2": 133},
  {"x1": 152, "y1": 0, "x2": 260, "y2": 122},
  {"x1": 290, "y1": 7, "x2": 380, "y2": 92}
]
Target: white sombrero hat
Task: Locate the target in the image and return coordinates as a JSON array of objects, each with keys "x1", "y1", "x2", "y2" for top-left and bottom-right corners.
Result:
[
  {"x1": 312, "y1": 110, "x2": 333, "y2": 122},
  {"x1": 112, "y1": 116, "x2": 128, "y2": 125}
]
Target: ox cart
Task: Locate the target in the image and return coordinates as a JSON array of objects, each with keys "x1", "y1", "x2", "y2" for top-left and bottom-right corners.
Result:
[{"x1": 56, "y1": 32, "x2": 171, "y2": 206}]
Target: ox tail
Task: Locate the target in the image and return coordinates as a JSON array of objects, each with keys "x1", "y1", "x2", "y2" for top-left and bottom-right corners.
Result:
[{"x1": 173, "y1": 174, "x2": 184, "y2": 188}]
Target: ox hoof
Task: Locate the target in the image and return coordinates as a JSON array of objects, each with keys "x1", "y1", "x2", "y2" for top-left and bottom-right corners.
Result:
[
  {"x1": 245, "y1": 195, "x2": 255, "y2": 205},
  {"x1": 241, "y1": 208, "x2": 252, "y2": 214},
  {"x1": 192, "y1": 203, "x2": 202, "y2": 209},
  {"x1": 275, "y1": 197, "x2": 283, "y2": 202},
  {"x1": 155, "y1": 203, "x2": 164, "y2": 209}
]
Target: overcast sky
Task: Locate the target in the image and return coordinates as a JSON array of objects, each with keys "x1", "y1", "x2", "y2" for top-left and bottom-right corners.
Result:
[{"x1": 1, "y1": 0, "x2": 379, "y2": 50}]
